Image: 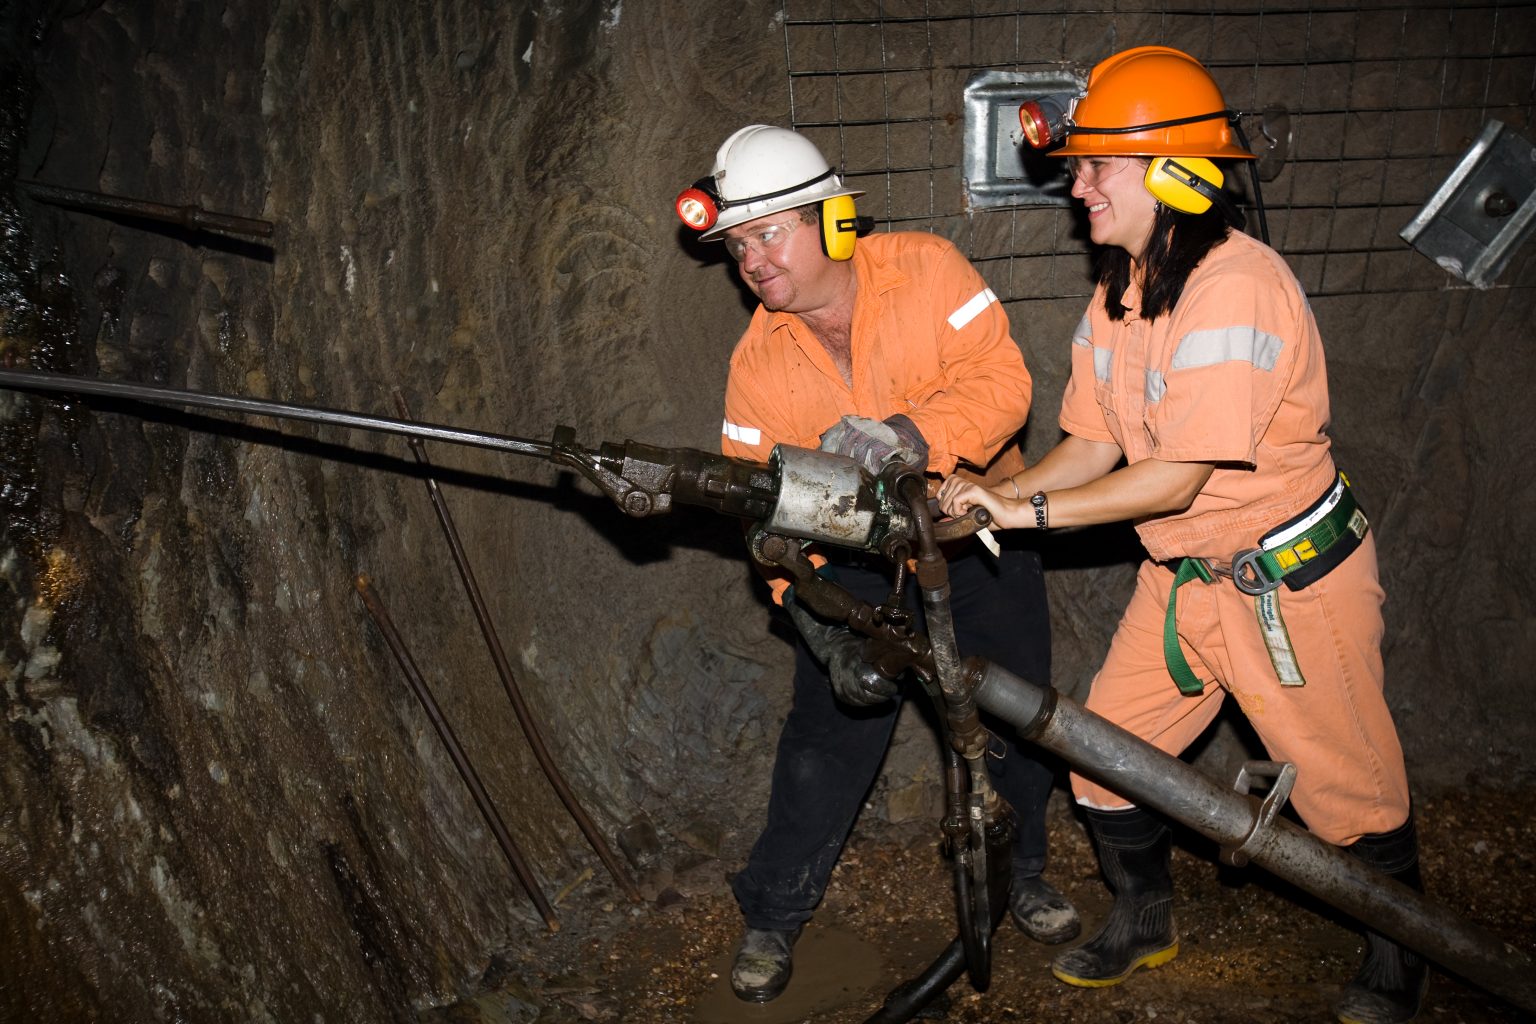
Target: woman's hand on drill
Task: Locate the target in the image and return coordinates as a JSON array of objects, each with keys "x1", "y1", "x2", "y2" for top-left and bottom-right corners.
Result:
[{"x1": 938, "y1": 476, "x2": 1027, "y2": 529}]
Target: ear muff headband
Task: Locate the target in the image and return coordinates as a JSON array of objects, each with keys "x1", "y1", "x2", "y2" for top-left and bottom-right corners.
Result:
[
  {"x1": 1144, "y1": 156, "x2": 1223, "y2": 215},
  {"x1": 821, "y1": 194, "x2": 858, "y2": 261},
  {"x1": 679, "y1": 185, "x2": 867, "y2": 259}
]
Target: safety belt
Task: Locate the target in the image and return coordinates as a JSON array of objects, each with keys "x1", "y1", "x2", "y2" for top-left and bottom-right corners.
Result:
[{"x1": 1164, "y1": 473, "x2": 1370, "y2": 696}]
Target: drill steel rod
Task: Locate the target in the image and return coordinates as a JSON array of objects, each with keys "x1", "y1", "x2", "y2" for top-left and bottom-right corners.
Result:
[
  {"x1": 355, "y1": 575, "x2": 560, "y2": 932},
  {"x1": 974, "y1": 662, "x2": 1536, "y2": 1014},
  {"x1": 18, "y1": 180, "x2": 275, "y2": 239},
  {"x1": 0, "y1": 369, "x2": 553, "y2": 460},
  {"x1": 391, "y1": 388, "x2": 642, "y2": 903}
]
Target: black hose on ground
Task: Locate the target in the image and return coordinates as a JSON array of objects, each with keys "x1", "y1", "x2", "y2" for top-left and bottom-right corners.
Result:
[{"x1": 861, "y1": 937, "x2": 966, "y2": 1024}]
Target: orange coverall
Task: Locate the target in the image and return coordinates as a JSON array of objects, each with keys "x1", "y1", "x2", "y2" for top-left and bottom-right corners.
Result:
[
  {"x1": 721, "y1": 230, "x2": 1029, "y2": 601},
  {"x1": 1059, "y1": 231, "x2": 1410, "y2": 845},
  {"x1": 719, "y1": 230, "x2": 1056, "y2": 932}
]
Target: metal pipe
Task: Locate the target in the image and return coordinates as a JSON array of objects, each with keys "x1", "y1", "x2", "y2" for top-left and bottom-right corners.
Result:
[
  {"x1": 974, "y1": 661, "x2": 1536, "y2": 1013},
  {"x1": 354, "y1": 574, "x2": 560, "y2": 932},
  {"x1": 390, "y1": 389, "x2": 641, "y2": 903},
  {"x1": 17, "y1": 179, "x2": 274, "y2": 239}
]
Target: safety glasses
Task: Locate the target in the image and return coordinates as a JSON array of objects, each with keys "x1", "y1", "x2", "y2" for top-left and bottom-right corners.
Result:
[
  {"x1": 1067, "y1": 155, "x2": 1134, "y2": 188},
  {"x1": 723, "y1": 218, "x2": 802, "y2": 262}
]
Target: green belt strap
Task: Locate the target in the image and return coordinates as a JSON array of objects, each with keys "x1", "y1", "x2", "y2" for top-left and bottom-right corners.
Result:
[
  {"x1": 1251, "y1": 480, "x2": 1362, "y2": 587},
  {"x1": 1164, "y1": 475, "x2": 1366, "y2": 696},
  {"x1": 1164, "y1": 557, "x2": 1213, "y2": 696}
]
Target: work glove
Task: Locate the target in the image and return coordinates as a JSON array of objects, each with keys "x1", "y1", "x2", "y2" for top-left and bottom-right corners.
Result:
[
  {"x1": 818, "y1": 414, "x2": 929, "y2": 476},
  {"x1": 783, "y1": 591, "x2": 900, "y2": 707}
]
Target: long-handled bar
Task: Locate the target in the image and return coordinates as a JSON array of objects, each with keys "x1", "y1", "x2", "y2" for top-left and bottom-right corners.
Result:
[
  {"x1": 18, "y1": 180, "x2": 275, "y2": 240},
  {"x1": 355, "y1": 575, "x2": 560, "y2": 932},
  {"x1": 390, "y1": 389, "x2": 642, "y2": 902},
  {"x1": 0, "y1": 368, "x2": 553, "y2": 458}
]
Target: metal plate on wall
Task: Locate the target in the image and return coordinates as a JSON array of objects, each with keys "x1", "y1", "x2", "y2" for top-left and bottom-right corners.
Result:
[
  {"x1": 1400, "y1": 120, "x2": 1536, "y2": 290},
  {"x1": 962, "y1": 69, "x2": 1084, "y2": 210}
]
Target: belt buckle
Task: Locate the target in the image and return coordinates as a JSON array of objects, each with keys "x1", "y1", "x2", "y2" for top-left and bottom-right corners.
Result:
[
  {"x1": 1198, "y1": 557, "x2": 1232, "y2": 580},
  {"x1": 1231, "y1": 548, "x2": 1282, "y2": 596}
]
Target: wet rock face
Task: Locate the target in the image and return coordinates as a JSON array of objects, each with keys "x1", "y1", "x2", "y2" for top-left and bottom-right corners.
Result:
[
  {"x1": 3, "y1": 4, "x2": 793, "y2": 1020},
  {"x1": 2, "y1": 1, "x2": 1534, "y2": 1021}
]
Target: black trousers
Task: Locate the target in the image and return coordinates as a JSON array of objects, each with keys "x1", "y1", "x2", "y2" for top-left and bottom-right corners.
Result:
[{"x1": 732, "y1": 542, "x2": 1056, "y2": 932}]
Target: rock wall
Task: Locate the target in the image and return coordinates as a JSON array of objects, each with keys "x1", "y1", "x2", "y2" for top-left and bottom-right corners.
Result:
[{"x1": 1, "y1": 1, "x2": 1532, "y2": 1020}]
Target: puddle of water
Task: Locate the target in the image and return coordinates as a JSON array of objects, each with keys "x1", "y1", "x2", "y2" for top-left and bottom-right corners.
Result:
[{"x1": 692, "y1": 924, "x2": 886, "y2": 1023}]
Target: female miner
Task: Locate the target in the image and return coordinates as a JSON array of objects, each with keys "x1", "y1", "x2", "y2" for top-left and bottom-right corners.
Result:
[{"x1": 939, "y1": 46, "x2": 1425, "y2": 1024}]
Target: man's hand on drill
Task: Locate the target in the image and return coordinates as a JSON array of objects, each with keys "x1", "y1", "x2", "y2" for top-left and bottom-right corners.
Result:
[{"x1": 818, "y1": 414, "x2": 929, "y2": 475}]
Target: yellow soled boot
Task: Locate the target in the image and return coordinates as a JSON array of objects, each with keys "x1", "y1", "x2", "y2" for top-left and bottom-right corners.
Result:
[{"x1": 1051, "y1": 807, "x2": 1179, "y2": 987}]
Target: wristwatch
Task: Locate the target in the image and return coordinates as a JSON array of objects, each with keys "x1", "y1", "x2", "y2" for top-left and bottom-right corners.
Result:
[{"x1": 1029, "y1": 490, "x2": 1049, "y2": 530}]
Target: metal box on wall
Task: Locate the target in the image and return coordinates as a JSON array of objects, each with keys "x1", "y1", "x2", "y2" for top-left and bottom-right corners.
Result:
[
  {"x1": 962, "y1": 69, "x2": 1084, "y2": 210},
  {"x1": 1400, "y1": 120, "x2": 1536, "y2": 290}
]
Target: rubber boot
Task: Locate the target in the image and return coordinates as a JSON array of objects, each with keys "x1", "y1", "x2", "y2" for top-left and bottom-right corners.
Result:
[
  {"x1": 1334, "y1": 816, "x2": 1429, "y2": 1024},
  {"x1": 1051, "y1": 807, "x2": 1178, "y2": 987}
]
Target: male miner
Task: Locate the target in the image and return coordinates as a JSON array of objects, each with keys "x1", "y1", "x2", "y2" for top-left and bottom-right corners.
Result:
[{"x1": 673, "y1": 124, "x2": 1080, "y2": 1003}]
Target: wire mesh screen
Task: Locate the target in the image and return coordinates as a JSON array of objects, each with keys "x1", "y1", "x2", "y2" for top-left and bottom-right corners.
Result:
[{"x1": 780, "y1": 2, "x2": 1536, "y2": 304}]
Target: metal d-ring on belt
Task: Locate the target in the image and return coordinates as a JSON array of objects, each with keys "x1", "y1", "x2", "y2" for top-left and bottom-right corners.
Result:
[{"x1": 1163, "y1": 472, "x2": 1371, "y2": 696}]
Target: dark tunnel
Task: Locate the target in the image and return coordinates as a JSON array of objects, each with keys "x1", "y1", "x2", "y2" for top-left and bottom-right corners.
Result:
[{"x1": 1, "y1": 3, "x2": 1533, "y2": 1022}]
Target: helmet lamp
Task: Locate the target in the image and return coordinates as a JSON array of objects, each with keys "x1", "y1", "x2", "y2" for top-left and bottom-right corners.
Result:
[{"x1": 1018, "y1": 93, "x2": 1078, "y2": 150}]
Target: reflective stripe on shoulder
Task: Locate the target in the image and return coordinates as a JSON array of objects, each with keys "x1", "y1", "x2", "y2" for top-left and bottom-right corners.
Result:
[
  {"x1": 722, "y1": 419, "x2": 762, "y2": 446},
  {"x1": 1171, "y1": 326, "x2": 1285, "y2": 373},
  {"x1": 1072, "y1": 314, "x2": 1092, "y2": 348},
  {"x1": 947, "y1": 287, "x2": 998, "y2": 330},
  {"x1": 1073, "y1": 315, "x2": 1112, "y2": 383}
]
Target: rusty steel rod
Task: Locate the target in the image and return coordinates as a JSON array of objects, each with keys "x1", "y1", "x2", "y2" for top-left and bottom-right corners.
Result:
[
  {"x1": 354, "y1": 574, "x2": 560, "y2": 932},
  {"x1": 17, "y1": 180, "x2": 274, "y2": 239},
  {"x1": 391, "y1": 388, "x2": 642, "y2": 903}
]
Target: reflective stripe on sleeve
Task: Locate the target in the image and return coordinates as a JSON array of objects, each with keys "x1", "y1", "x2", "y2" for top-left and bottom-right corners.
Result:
[
  {"x1": 946, "y1": 287, "x2": 998, "y2": 330},
  {"x1": 722, "y1": 420, "x2": 762, "y2": 446},
  {"x1": 1171, "y1": 326, "x2": 1285, "y2": 373},
  {"x1": 1148, "y1": 326, "x2": 1283, "y2": 405}
]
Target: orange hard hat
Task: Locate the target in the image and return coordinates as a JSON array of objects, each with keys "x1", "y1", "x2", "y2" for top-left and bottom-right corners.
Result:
[{"x1": 1054, "y1": 46, "x2": 1254, "y2": 160}]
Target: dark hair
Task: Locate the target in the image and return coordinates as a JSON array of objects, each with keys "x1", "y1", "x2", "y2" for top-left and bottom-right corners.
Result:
[{"x1": 1097, "y1": 201, "x2": 1235, "y2": 323}]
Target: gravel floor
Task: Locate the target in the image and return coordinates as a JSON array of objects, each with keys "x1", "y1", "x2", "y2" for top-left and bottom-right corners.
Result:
[{"x1": 448, "y1": 787, "x2": 1535, "y2": 1024}]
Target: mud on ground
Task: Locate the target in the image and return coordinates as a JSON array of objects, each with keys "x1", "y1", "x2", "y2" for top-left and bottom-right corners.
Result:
[{"x1": 446, "y1": 786, "x2": 1536, "y2": 1024}]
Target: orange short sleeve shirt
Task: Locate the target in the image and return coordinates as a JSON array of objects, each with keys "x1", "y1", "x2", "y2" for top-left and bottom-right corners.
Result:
[{"x1": 1060, "y1": 232, "x2": 1339, "y2": 561}]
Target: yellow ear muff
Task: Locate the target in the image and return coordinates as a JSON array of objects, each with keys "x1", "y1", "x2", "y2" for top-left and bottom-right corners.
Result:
[
  {"x1": 821, "y1": 194, "x2": 859, "y2": 261},
  {"x1": 1144, "y1": 157, "x2": 1224, "y2": 215}
]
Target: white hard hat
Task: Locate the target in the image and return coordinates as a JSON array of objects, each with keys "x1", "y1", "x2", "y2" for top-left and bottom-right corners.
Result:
[{"x1": 692, "y1": 125, "x2": 864, "y2": 241}]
